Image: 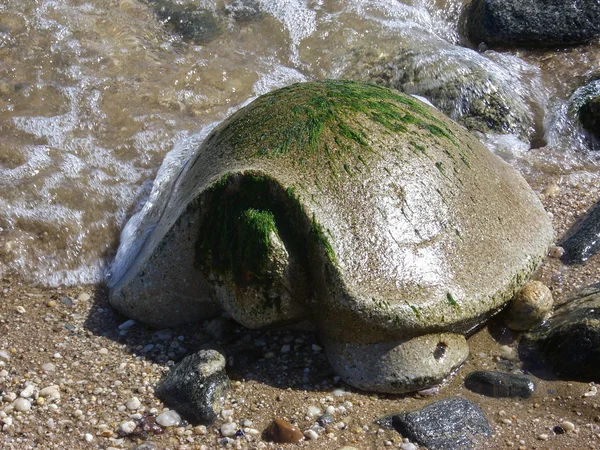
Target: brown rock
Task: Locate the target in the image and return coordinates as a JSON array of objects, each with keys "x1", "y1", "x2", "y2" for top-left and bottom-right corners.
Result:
[
  {"x1": 504, "y1": 281, "x2": 553, "y2": 331},
  {"x1": 263, "y1": 418, "x2": 303, "y2": 443}
]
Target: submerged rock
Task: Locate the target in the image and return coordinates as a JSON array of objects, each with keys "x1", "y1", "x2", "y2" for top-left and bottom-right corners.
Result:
[
  {"x1": 503, "y1": 281, "x2": 553, "y2": 331},
  {"x1": 155, "y1": 350, "x2": 230, "y2": 424},
  {"x1": 520, "y1": 283, "x2": 600, "y2": 381},
  {"x1": 464, "y1": 371, "x2": 536, "y2": 398},
  {"x1": 110, "y1": 80, "x2": 552, "y2": 393},
  {"x1": 151, "y1": 0, "x2": 223, "y2": 44},
  {"x1": 342, "y1": 40, "x2": 542, "y2": 141},
  {"x1": 459, "y1": 0, "x2": 600, "y2": 48},
  {"x1": 391, "y1": 398, "x2": 492, "y2": 449},
  {"x1": 560, "y1": 199, "x2": 600, "y2": 265}
]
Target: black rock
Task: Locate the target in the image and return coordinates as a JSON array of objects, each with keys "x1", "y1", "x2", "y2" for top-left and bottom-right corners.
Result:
[
  {"x1": 560, "y1": 199, "x2": 600, "y2": 265},
  {"x1": 459, "y1": 0, "x2": 600, "y2": 49},
  {"x1": 391, "y1": 398, "x2": 492, "y2": 450},
  {"x1": 580, "y1": 97, "x2": 600, "y2": 141},
  {"x1": 464, "y1": 371, "x2": 536, "y2": 398},
  {"x1": 152, "y1": 0, "x2": 222, "y2": 44},
  {"x1": 155, "y1": 349, "x2": 230, "y2": 424},
  {"x1": 520, "y1": 284, "x2": 600, "y2": 381}
]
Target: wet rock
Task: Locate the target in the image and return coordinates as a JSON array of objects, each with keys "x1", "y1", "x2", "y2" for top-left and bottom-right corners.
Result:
[
  {"x1": 391, "y1": 398, "x2": 492, "y2": 449},
  {"x1": 152, "y1": 0, "x2": 223, "y2": 44},
  {"x1": 464, "y1": 371, "x2": 536, "y2": 398},
  {"x1": 155, "y1": 349, "x2": 230, "y2": 424},
  {"x1": 134, "y1": 415, "x2": 165, "y2": 437},
  {"x1": 503, "y1": 281, "x2": 553, "y2": 331},
  {"x1": 520, "y1": 283, "x2": 600, "y2": 381},
  {"x1": 560, "y1": 199, "x2": 600, "y2": 265},
  {"x1": 224, "y1": 0, "x2": 263, "y2": 23},
  {"x1": 205, "y1": 316, "x2": 238, "y2": 342},
  {"x1": 110, "y1": 80, "x2": 552, "y2": 394},
  {"x1": 459, "y1": 0, "x2": 600, "y2": 48},
  {"x1": 263, "y1": 418, "x2": 304, "y2": 443},
  {"x1": 569, "y1": 79, "x2": 600, "y2": 145},
  {"x1": 342, "y1": 40, "x2": 542, "y2": 140}
]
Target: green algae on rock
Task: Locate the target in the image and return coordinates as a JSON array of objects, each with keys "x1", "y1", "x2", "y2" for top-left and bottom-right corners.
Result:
[{"x1": 109, "y1": 80, "x2": 553, "y2": 393}]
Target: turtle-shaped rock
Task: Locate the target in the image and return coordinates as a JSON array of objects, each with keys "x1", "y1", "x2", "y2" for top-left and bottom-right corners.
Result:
[{"x1": 109, "y1": 80, "x2": 553, "y2": 393}]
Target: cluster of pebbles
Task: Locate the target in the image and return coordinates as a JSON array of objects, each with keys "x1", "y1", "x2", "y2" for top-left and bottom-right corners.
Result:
[{"x1": 1, "y1": 177, "x2": 600, "y2": 449}]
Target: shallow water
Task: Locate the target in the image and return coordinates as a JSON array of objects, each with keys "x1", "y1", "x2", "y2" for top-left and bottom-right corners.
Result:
[{"x1": 0, "y1": 0, "x2": 598, "y2": 286}]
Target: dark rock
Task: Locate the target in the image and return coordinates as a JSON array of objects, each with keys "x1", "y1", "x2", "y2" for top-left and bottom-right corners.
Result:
[
  {"x1": 459, "y1": 0, "x2": 600, "y2": 49},
  {"x1": 569, "y1": 79, "x2": 600, "y2": 146},
  {"x1": 580, "y1": 97, "x2": 600, "y2": 140},
  {"x1": 464, "y1": 371, "x2": 536, "y2": 398},
  {"x1": 155, "y1": 349, "x2": 230, "y2": 424},
  {"x1": 560, "y1": 199, "x2": 600, "y2": 264},
  {"x1": 60, "y1": 296, "x2": 73, "y2": 307},
  {"x1": 227, "y1": 347, "x2": 262, "y2": 375},
  {"x1": 391, "y1": 398, "x2": 492, "y2": 450},
  {"x1": 520, "y1": 283, "x2": 600, "y2": 381},
  {"x1": 374, "y1": 414, "x2": 395, "y2": 430},
  {"x1": 132, "y1": 415, "x2": 164, "y2": 438},
  {"x1": 554, "y1": 425, "x2": 566, "y2": 435},
  {"x1": 263, "y1": 418, "x2": 304, "y2": 443},
  {"x1": 224, "y1": 0, "x2": 264, "y2": 22},
  {"x1": 205, "y1": 316, "x2": 239, "y2": 342},
  {"x1": 316, "y1": 413, "x2": 334, "y2": 427},
  {"x1": 152, "y1": 0, "x2": 222, "y2": 44}
]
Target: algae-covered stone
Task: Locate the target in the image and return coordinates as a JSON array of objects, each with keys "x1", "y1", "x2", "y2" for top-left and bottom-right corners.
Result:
[{"x1": 109, "y1": 80, "x2": 553, "y2": 393}]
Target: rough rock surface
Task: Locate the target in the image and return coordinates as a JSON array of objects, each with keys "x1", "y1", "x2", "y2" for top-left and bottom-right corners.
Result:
[
  {"x1": 560, "y1": 199, "x2": 600, "y2": 265},
  {"x1": 464, "y1": 371, "x2": 536, "y2": 398},
  {"x1": 570, "y1": 79, "x2": 600, "y2": 144},
  {"x1": 391, "y1": 398, "x2": 492, "y2": 449},
  {"x1": 520, "y1": 283, "x2": 600, "y2": 381},
  {"x1": 155, "y1": 349, "x2": 230, "y2": 424},
  {"x1": 503, "y1": 281, "x2": 553, "y2": 330},
  {"x1": 459, "y1": 0, "x2": 600, "y2": 48},
  {"x1": 110, "y1": 80, "x2": 553, "y2": 393}
]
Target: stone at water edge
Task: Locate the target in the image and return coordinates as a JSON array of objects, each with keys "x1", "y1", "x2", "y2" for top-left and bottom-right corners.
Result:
[
  {"x1": 109, "y1": 80, "x2": 553, "y2": 394},
  {"x1": 519, "y1": 283, "x2": 600, "y2": 381},
  {"x1": 560, "y1": 198, "x2": 600, "y2": 265},
  {"x1": 459, "y1": 0, "x2": 600, "y2": 48},
  {"x1": 569, "y1": 79, "x2": 600, "y2": 148},
  {"x1": 155, "y1": 349, "x2": 230, "y2": 424},
  {"x1": 503, "y1": 280, "x2": 553, "y2": 331},
  {"x1": 391, "y1": 398, "x2": 492, "y2": 450},
  {"x1": 464, "y1": 371, "x2": 536, "y2": 398}
]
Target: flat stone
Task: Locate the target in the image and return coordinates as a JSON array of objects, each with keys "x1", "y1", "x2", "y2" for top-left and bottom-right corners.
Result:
[
  {"x1": 520, "y1": 283, "x2": 600, "y2": 381},
  {"x1": 464, "y1": 371, "x2": 536, "y2": 398},
  {"x1": 263, "y1": 418, "x2": 304, "y2": 443},
  {"x1": 391, "y1": 398, "x2": 492, "y2": 449},
  {"x1": 155, "y1": 349, "x2": 229, "y2": 424}
]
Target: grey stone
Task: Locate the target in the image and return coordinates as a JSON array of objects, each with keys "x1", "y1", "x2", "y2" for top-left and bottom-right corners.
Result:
[
  {"x1": 459, "y1": 0, "x2": 600, "y2": 48},
  {"x1": 132, "y1": 443, "x2": 158, "y2": 450},
  {"x1": 464, "y1": 371, "x2": 536, "y2": 398},
  {"x1": 391, "y1": 398, "x2": 492, "y2": 449},
  {"x1": 520, "y1": 283, "x2": 600, "y2": 381},
  {"x1": 110, "y1": 81, "x2": 553, "y2": 393},
  {"x1": 152, "y1": 0, "x2": 223, "y2": 44},
  {"x1": 155, "y1": 349, "x2": 230, "y2": 424}
]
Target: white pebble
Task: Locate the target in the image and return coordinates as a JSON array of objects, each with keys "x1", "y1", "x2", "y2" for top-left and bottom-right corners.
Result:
[
  {"x1": 78, "y1": 293, "x2": 91, "y2": 302},
  {"x1": 538, "y1": 433, "x2": 549, "y2": 440},
  {"x1": 561, "y1": 421, "x2": 575, "y2": 431},
  {"x1": 15, "y1": 306, "x2": 26, "y2": 314},
  {"x1": 334, "y1": 422, "x2": 345, "y2": 429},
  {"x1": 244, "y1": 427, "x2": 260, "y2": 436},
  {"x1": 126, "y1": 397, "x2": 141, "y2": 410},
  {"x1": 221, "y1": 409, "x2": 234, "y2": 420},
  {"x1": 99, "y1": 348, "x2": 109, "y2": 355},
  {"x1": 194, "y1": 425, "x2": 207, "y2": 435},
  {"x1": 241, "y1": 419, "x2": 253, "y2": 427},
  {"x1": 156, "y1": 410, "x2": 181, "y2": 427},
  {"x1": 13, "y1": 398, "x2": 31, "y2": 412},
  {"x1": 0, "y1": 350, "x2": 10, "y2": 361},
  {"x1": 20, "y1": 385, "x2": 35, "y2": 398},
  {"x1": 499, "y1": 345, "x2": 514, "y2": 359},
  {"x1": 325, "y1": 405, "x2": 336, "y2": 415},
  {"x1": 304, "y1": 429, "x2": 319, "y2": 440},
  {"x1": 120, "y1": 421, "x2": 137, "y2": 434},
  {"x1": 401, "y1": 444, "x2": 418, "y2": 450},
  {"x1": 41, "y1": 363, "x2": 56, "y2": 372},
  {"x1": 118, "y1": 319, "x2": 136, "y2": 330},
  {"x1": 307, "y1": 406, "x2": 321, "y2": 417},
  {"x1": 84, "y1": 433, "x2": 94, "y2": 442},
  {"x1": 584, "y1": 386, "x2": 598, "y2": 397},
  {"x1": 53, "y1": 353, "x2": 61, "y2": 359},
  {"x1": 221, "y1": 422, "x2": 238, "y2": 437},
  {"x1": 332, "y1": 389, "x2": 345, "y2": 397}
]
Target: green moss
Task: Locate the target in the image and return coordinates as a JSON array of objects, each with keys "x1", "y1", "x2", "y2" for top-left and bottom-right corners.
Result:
[
  {"x1": 408, "y1": 304, "x2": 422, "y2": 320},
  {"x1": 446, "y1": 292, "x2": 459, "y2": 308},
  {"x1": 195, "y1": 172, "x2": 337, "y2": 287}
]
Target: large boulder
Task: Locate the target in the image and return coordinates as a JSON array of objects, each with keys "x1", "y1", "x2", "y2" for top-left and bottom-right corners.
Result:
[
  {"x1": 520, "y1": 283, "x2": 600, "y2": 381},
  {"x1": 459, "y1": 0, "x2": 600, "y2": 49},
  {"x1": 109, "y1": 80, "x2": 553, "y2": 393}
]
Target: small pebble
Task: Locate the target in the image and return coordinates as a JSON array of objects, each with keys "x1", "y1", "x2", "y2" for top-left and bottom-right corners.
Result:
[
  {"x1": 584, "y1": 386, "x2": 598, "y2": 397},
  {"x1": 0, "y1": 350, "x2": 10, "y2": 361},
  {"x1": 20, "y1": 385, "x2": 35, "y2": 398},
  {"x1": 281, "y1": 344, "x2": 291, "y2": 353},
  {"x1": 118, "y1": 319, "x2": 136, "y2": 330},
  {"x1": 193, "y1": 425, "x2": 207, "y2": 435},
  {"x1": 156, "y1": 410, "x2": 181, "y2": 427},
  {"x1": 15, "y1": 306, "x2": 26, "y2": 314},
  {"x1": 542, "y1": 184, "x2": 560, "y2": 198},
  {"x1": 549, "y1": 246, "x2": 565, "y2": 258},
  {"x1": 126, "y1": 397, "x2": 141, "y2": 410},
  {"x1": 244, "y1": 427, "x2": 260, "y2": 436},
  {"x1": 264, "y1": 418, "x2": 304, "y2": 443},
  {"x1": 307, "y1": 406, "x2": 321, "y2": 418},
  {"x1": 41, "y1": 363, "x2": 56, "y2": 372},
  {"x1": 99, "y1": 348, "x2": 109, "y2": 355},
  {"x1": 304, "y1": 429, "x2": 319, "y2": 440},
  {"x1": 46, "y1": 300, "x2": 57, "y2": 307},
  {"x1": 120, "y1": 421, "x2": 137, "y2": 435},
  {"x1": 400, "y1": 444, "x2": 418, "y2": 450},
  {"x1": 13, "y1": 398, "x2": 31, "y2": 412},
  {"x1": 561, "y1": 421, "x2": 575, "y2": 431},
  {"x1": 84, "y1": 433, "x2": 94, "y2": 442},
  {"x1": 221, "y1": 422, "x2": 238, "y2": 437},
  {"x1": 538, "y1": 433, "x2": 549, "y2": 440},
  {"x1": 78, "y1": 293, "x2": 91, "y2": 301}
]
